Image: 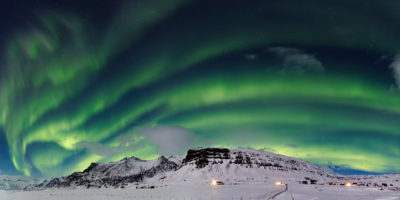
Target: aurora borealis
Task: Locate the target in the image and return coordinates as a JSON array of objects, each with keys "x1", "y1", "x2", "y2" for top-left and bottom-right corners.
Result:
[{"x1": 1, "y1": 0, "x2": 400, "y2": 177}]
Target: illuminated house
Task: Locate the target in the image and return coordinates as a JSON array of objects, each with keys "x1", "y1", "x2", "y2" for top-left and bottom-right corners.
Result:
[{"x1": 211, "y1": 180, "x2": 224, "y2": 186}]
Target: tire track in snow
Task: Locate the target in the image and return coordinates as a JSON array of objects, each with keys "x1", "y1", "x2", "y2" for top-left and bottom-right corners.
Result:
[{"x1": 267, "y1": 184, "x2": 288, "y2": 200}]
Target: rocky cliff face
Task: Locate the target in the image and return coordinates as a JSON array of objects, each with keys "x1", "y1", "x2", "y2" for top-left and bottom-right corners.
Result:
[{"x1": 183, "y1": 148, "x2": 230, "y2": 168}]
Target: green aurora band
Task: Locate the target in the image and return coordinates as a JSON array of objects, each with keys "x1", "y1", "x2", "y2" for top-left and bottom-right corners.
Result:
[{"x1": 0, "y1": 0, "x2": 400, "y2": 176}]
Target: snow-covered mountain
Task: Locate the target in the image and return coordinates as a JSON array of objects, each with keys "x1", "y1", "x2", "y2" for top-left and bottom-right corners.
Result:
[
  {"x1": 162, "y1": 148, "x2": 400, "y2": 191},
  {"x1": 39, "y1": 155, "x2": 179, "y2": 189},
  {"x1": 0, "y1": 175, "x2": 42, "y2": 190},
  {"x1": 21, "y1": 148, "x2": 400, "y2": 192},
  {"x1": 163, "y1": 148, "x2": 331, "y2": 184}
]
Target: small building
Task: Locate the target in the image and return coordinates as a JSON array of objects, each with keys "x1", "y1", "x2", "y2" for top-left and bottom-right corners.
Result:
[
  {"x1": 211, "y1": 180, "x2": 224, "y2": 186},
  {"x1": 275, "y1": 181, "x2": 283, "y2": 186},
  {"x1": 344, "y1": 182, "x2": 352, "y2": 187},
  {"x1": 328, "y1": 182, "x2": 338, "y2": 186}
]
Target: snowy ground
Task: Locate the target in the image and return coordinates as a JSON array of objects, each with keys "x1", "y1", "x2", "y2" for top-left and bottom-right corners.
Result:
[
  {"x1": 1, "y1": 183, "x2": 399, "y2": 200},
  {"x1": 279, "y1": 184, "x2": 400, "y2": 200}
]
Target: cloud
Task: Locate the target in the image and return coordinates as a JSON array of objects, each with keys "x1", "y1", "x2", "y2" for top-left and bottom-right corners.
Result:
[
  {"x1": 268, "y1": 47, "x2": 324, "y2": 75},
  {"x1": 76, "y1": 142, "x2": 114, "y2": 157},
  {"x1": 389, "y1": 54, "x2": 400, "y2": 90},
  {"x1": 75, "y1": 125, "x2": 197, "y2": 158},
  {"x1": 137, "y1": 125, "x2": 197, "y2": 156},
  {"x1": 76, "y1": 135, "x2": 143, "y2": 157}
]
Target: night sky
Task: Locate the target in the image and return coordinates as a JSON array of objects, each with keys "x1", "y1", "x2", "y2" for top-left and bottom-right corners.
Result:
[{"x1": 1, "y1": 0, "x2": 400, "y2": 177}]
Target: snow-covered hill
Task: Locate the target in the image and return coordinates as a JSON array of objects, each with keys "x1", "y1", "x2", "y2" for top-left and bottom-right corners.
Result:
[
  {"x1": 39, "y1": 155, "x2": 179, "y2": 189},
  {"x1": 162, "y1": 148, "x2": 400, "y2": 191},
  {"x1": 0, "y1": 175, "x2": 42, "y2": 190},
  {"x1": 164, "y1": 148, "x2": 331, "y2": 184}
]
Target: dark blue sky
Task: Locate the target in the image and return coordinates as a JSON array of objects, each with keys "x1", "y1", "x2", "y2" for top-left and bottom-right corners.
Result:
[{"x1": 0, "y1": 129, "x2": 17, "y2": 175}]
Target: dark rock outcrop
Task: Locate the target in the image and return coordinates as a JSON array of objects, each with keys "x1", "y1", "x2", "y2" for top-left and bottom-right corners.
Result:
[{"x1": 183, "y1": 148, "x2": 230, "y2": 168}]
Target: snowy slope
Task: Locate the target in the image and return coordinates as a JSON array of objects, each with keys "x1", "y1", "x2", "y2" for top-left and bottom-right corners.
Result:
[
  {"x1": 41, "y1": 156, "x2": 179, "y2": 189},
  {"x1": 82, "y1": 156, "x2": 171, "y2": 178},
  {"x1": 163, "y1": 148, "x2": 331, "y2": 184},
  {"x1": 0, "y1": 175, "x2": 42, "y2": 190},
  {"x1": 17, "y1": 147, "x2": 400, "y2": 192},
  {"x1": 163, "y1": 148, "x2": 400, "y2": 192}
]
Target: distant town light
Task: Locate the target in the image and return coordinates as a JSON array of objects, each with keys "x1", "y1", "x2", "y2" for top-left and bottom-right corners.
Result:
[
  {"x1": 275, "y1": 181, "x2": 283, "y2": 186},
  {"x1": 344, "y1": 182, "x2": 352, "y2": 187},
  {"x1": 211, "y1": 180, "x2": 224, "y2": 186}
]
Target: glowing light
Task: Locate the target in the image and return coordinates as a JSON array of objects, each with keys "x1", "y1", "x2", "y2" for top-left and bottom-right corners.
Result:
[
  {"x1": 344, "y1": 182, "x2": 352, "y2": 187},
  {"x1": 211, "y1": 180, "x2": 217, "y2": 186},
  {"x1": 275, "y1": 181, "x2": 283, "y2": 186}
]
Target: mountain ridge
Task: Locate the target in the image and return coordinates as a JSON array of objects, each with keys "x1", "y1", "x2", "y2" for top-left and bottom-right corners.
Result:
[{"x1": 14, "y1": 147, "x2": 400, "y2": 191}]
